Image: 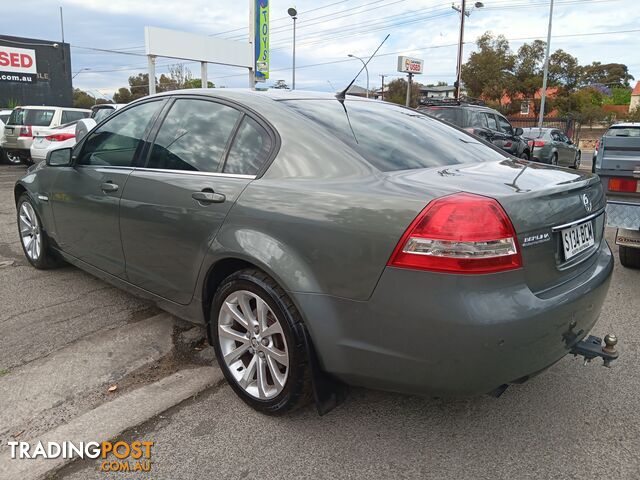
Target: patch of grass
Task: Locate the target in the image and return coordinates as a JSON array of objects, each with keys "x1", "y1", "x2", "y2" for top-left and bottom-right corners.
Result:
[{"x1": 0, "y1": 368, "x2": 9, "y2": 376}]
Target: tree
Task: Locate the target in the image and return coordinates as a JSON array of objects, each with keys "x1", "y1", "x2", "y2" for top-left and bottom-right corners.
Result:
[
  {"x1": 554, "y1": 87, "x2": 607, "y2": 125},
  {"x1": 581, "y1": 62, "x2": 634, "y2": 88},
  {"x1": 183, "y1": 78, "x2": 215, "y2": 89},
  {"x1": 508, "y1": 40, "x2": 546, "y2": 115},
  {"x1": 548, "y1": 49, "x2": 581, "y2": 90},
  {"x1": 73, "y1": 88, "x2": 97, "y2": 109},
  {"x1": 383, "y1": 78, "x2": 422, "y2": 108},
  {"x1": 272, "y1": 79, "x2": 289, "y2": 89},
  {"x1": 461, "y1": 32, "x2": 515, "y2": 101}
]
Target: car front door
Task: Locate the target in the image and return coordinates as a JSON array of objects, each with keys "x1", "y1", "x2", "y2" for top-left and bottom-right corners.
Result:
[
  {"x1": 496, "y1": 114, "x2": 519, "y2": 156},
  {"x1": 550, "y1": 130, "x2": 569, "y2": 165},
  {"x1": 483, "y1": 112, "x2": 506, "y2": 150},
  {"x1": 119, "y1": 97, "x2": 274, "y2": 305},
  {"x1": 49, "y1": 99, "x2": 166, "y2": 277}
]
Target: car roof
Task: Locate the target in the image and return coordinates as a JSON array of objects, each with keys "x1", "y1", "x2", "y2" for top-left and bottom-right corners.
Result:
[
  {"x1": 609, "y1": 122, "x2": 640, "y2": 127},
  {"x1": 12, "y1": 106, "x2": 90, "y2": 111}
]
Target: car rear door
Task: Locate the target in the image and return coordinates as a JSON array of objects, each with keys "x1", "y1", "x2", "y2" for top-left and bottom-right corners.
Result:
[
  {"x1": 119, "y1": 96, "x2": 274, "y2": 305},
  {"x1": 483, "y1": 112, "x2": 507, "y2": 151},
  {"x1": 49, "y1": 99, "x2": 167, "y2": 277}
]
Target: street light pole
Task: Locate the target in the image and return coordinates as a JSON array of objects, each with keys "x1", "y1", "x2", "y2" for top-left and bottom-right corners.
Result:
[
  {"x1": 348, "y1": 54, "x2": 369, "y2": 98},
  {"x1": 72, "y1": 68, "x2": 91, "y2": 79},
  {"x1": 288, "y1": 7, "x2": 297, "y2": 90},
  {"x1": 538, "y1": 0, "x2": 555, "y2": 129}
]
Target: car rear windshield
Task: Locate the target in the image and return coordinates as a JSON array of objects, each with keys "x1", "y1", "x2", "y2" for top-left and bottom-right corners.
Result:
[
  {"x1": 285, "y1": 100, "x2": 506, "y2": 171},
  {"x1": 420, "y1": 107, "x2": 461, "y2": 125},
  {"x1": 7, "y1": 108, "x2": 55, "y2": 127},
  {"x1": 606, "y1": 126, "x2": 640, "y2": 137},
  {"x1": 521, "y1": 128, "x2": 546, "y2": 139}
]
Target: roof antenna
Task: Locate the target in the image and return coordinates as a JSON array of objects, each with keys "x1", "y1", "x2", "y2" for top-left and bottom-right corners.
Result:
[{"x1": 337, "y1": 34, "x2": 390, "y2": 101}]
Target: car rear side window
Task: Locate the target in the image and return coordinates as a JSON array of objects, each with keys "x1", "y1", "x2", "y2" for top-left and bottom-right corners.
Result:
[
  {"x1": 484, "y1": 113, "x2": 498, "y2": 131},
  {"x1": 147, "y1": 99, "x2": 241, "y2": 172},
  {"x1": 0, "y1": 114, "x2": 9, "y2": 124},
  {"x1": 61, "y1": 110, "x2": 89, "y2": 124},
  {"x1": 421, "y1": 107, "x2": 460, "y2": 126},
  {"x1": 77, "y1": 100, "x2": 164, "y2": 167},
  {"x1": 223, "y1": 116, "x2": 272, "y2": 175},
  {"x1": 286, "y1": 100, "x2": 506, "y2": 172},
  {"x1": 92, "y1": 108, "x2": 114, "y2": 123},
  {"x1": 467, "y1": 110, "x2": 488, "y2": 128}
]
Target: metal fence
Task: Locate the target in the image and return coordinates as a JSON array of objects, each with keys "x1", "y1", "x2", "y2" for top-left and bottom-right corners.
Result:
[{"x1": 507, "y1": 116, "x2": 582, "y2": 143}]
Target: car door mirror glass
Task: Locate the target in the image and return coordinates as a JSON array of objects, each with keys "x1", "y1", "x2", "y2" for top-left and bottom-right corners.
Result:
[
  {"x1": 514, "y1": 127, "x2": 524, "y2": 136},
  {"x1": 46, "y1": 147, "x2": 73, "y2": 167}
]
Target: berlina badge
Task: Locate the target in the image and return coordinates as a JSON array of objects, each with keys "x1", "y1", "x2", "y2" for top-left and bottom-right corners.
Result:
[{"x1": 582, "y1": 194, "x2": 593, "y2": 213}]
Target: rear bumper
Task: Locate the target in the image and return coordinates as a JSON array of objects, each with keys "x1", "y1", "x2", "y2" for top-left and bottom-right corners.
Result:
[{"x1": 294, "y1": 241, "x2": 613, "y2": 396}]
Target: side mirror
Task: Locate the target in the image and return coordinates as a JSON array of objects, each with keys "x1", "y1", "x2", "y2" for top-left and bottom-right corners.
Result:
[
  {"x1": 75, "y1": 118, "x2": 97, "y2": 143},
  {"x1": 514, "y1": 127, "x2": 524, "y2": 136},
  {"x1": 567, "y1": 139, "x2": 574, "y2": 145},
  {"x1": 46, "y1": 147, "x2": 73, "y2": 167}
]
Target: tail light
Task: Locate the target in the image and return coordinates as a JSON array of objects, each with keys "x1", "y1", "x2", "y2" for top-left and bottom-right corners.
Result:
[
  {"x1": 45, "y1": 133, "x2": 75, "y2": 142},
  {"x1": 19, "y1": 126, "x2": 32, "y2": 137},
  {"x1": 387, "y1": 193, "x2": 522, "y2": 274},
  {"x1": 609, "y1": 177, "x2": 639, "y2": 193},
  {"x1": 531, "y1": 140, "x2": 545, "y2": 147},
  {"x1": 504, "y1": 141, "x2": 513, "y2": 148},
  {"x1": 595, "y1": 139, "x2": 600, "y2": 151}
]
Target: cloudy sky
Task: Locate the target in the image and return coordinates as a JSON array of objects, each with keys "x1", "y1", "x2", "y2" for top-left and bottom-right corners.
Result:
[{"x1": 3, "y1": 0, "x2": 639, "y2": 98}]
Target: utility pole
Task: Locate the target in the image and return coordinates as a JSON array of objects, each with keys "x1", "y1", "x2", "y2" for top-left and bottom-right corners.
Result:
[
  {"x1": 538, "y1": 0, "x2": 554, "y2": 128},
  {"x1": 454, "y1": 0, "x2": 466, "y2": 101},
  {"x1": 59, "y1": 7, "x2": 66, "y2": 75},
  {"x1": 249, "y1": 0, "x2": 256, "y2": 88},
  {"x1": 288, "y1": 8, "x2": 298, "y2": 90},
  {"x1": 380, "y1": 74, "x2": 385, "y2": 101}
]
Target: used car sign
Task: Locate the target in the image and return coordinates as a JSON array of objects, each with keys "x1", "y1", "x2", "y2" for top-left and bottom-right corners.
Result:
[{"x1": 0, "y1": 46, "x2": 37, "y2": 74}]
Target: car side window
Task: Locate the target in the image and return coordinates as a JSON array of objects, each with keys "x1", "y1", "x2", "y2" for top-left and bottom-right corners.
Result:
[
  {"x1": 77, "y1": 101, "x2": 164, "y2": 167},
  {"x1": 551, "y1": 131, "x2": 561, "y2": 142},
  {"x1": 496, "y1": 116, "x2": 513, "y2": 134},
  {"x1": 484, "y1": 113, "x2": 498, "y2": 131},
  {"x1": 147, "y1": 99, "x2": 241, "y2": 172},
  {"x1": 62, "y1": 110, "x2": 89, "y2": 124},
  {"x1": 468, "y1": 111, "x2": 487, "y2": 128},
  {"x1": 223, "y1": 116, "x2": 272, "y2": 176}
]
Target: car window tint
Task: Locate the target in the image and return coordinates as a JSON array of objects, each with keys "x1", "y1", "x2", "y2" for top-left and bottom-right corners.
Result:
[
  {"x1": 224, "y1": 116, "x2": 272, "y2": 175},
  {"x1": 25, "y1": 109, "x2": 55, "y2": 127},
  {"x1": 421, "y1": 107, "x2": 460, "y2": 126},
  {"x1": 606, "y1": 126, "x2": 640, "y2": 137},
  {"x1": 77, "y1": 101, "x2": 163, "y2": 167},
  {"x1": 0, "y1": 114, "x2": 9, "y2": 124},
  {"x1": 92, "y1": 108, "x2": 114, "y2": 123},
  {"x1": 497, "y1": 116, "x2": 513, "y2": 134},
  {"x1": 147, "y1": 99, "x2": 240, "y2": 172},
  {"x1": 286, "y1": 100, "x2": 507, "y2": 172},
  {"x1": 485, "y1": 113, "x2": 498, "y2": 131},
  {"x1": 468, "y1": 110, "x2": 487, "y2": 128},
  {"x1": 61, "y1": 110, "x2": 89, "y2": 124},
  {"x1": 551, "y1": 131, "x2": 561, "y2": 141}
]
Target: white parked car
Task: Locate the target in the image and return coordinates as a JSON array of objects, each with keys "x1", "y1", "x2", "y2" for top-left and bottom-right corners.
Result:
[
  {"x1": 1, "y1": 106, "x2": 90, "y2": 164},
  {"x1": 29, "y1": 103, "x2": 125, "y2": 164},
  {"x1": 0, "y1": 109, "x2": 20, "y2": 164}
]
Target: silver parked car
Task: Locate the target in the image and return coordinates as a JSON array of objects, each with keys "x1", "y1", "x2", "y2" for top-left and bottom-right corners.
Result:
[
  {"x1": 15, "y1": 90, "x2": 615, "y2": 414},
  {"x1": 522, "y1": 127, "x2": 581, "y2": 168}
]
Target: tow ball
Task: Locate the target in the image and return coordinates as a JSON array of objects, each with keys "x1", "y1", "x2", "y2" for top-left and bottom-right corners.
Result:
[{"x1": 566, "y1": 332, "x2": 619, "y2": 367}]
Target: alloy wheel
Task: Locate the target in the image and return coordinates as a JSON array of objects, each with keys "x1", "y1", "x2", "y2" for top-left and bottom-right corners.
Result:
[
  {"x1": 218, "y1": 290, "x2": 289, "y2": 400},
  {"x1": 19, "y1": 202, "x2": 42, "y2": 261},
  {"x1": 6, "y1": 153, "x2": 21, "y2": 165}
]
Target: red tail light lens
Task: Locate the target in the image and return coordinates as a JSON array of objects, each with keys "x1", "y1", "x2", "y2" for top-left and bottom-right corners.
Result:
[
  {"x1": 388, "y1": 193, "x2": 522, "y2": 274},
  {"x1": 595, "y1": 139, "x2": 600, "y2": 151},
  {"x1": 19, "y1": 126, "x2": 32, "y2": 137},
  {"x1": 609, "y1": 177, "x2": 639, "y2": 193},
  {"x1": 532, "y1": 140, "x2": 545, "y2": 147},
  {"x1": 45, "y1": 133, "x2": 75, "y2": 142}
]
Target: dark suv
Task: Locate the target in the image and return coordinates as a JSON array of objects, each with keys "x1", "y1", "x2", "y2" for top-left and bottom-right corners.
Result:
[{"x1": 419, "y1": 101, "x2": 531, "y2": 160}]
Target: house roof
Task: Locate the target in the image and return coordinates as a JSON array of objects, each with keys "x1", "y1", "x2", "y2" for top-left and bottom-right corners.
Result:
[
  {"x1": 420, "y1": 85, "x2": 456, "y2": 92},
  {"x1": 632, "y1": 81, "x2": 640, "y2": 96}
]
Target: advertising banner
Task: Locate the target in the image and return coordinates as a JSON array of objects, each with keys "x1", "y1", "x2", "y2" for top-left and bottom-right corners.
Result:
[
  {"x1": 0, "y1": 45, "x2": 38, "y2": 83},
  {"x1": 397, "y1": 56, "x2": 424, "y2": 75},
  {"x1": 255, "y1": 0, "x2": 269, "y2": 82}
]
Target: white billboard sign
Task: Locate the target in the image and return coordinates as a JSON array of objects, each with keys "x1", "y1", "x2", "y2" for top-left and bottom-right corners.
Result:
[
  {"x1": 397, "y1": 56, "x2": 424, "y2": 75},
  {"x1": 144, "y1": 27, "x2": 252, "y2": 68},
  {"x1": 0, "y1": 46, "x2": 37, "y2": 74}
]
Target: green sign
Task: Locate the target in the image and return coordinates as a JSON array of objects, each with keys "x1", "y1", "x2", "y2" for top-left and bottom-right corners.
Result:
[{"x1": 255, "y1": 0, "x2": 269, "y2": 81}]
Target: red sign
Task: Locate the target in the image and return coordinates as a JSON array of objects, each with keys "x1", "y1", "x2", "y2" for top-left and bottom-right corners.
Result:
[{"x1": 0, "y1": 46, "x2": 37, "y2": 74}]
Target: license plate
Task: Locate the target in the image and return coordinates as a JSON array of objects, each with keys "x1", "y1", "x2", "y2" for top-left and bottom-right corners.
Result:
[
  {"x1": 561, "y1": 220, "x2": 595, "y2": 260},
  {"x1": 6, "y1": 127, "x2": 13, "y2": 133}
]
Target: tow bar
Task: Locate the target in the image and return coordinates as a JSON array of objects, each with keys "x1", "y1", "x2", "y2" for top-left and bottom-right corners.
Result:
[{"x1": 565, "y1": 329, "x2": 619, "y2": 367}]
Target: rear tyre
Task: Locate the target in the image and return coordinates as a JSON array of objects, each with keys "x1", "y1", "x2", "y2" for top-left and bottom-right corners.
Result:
[
  {"x1": 2, "y1": 150, "x2": 22, "y2": 165},
  {"x1": 551, "y1": 153, "x2": 558, "y2": 166},
  {"x1": 210, "y1": 268, "x2": 312, "y2": 415},
  {"x1": 16, "y1": 194, "x2": 64, "y2": 269},
  {"x1": 619, "y1": 245, "x2": 640, "y2": 269}
]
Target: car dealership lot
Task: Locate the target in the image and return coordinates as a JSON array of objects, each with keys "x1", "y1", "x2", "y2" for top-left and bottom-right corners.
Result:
[{"x1": 0, "y1": 162, "x2": 638, "y2": 479}]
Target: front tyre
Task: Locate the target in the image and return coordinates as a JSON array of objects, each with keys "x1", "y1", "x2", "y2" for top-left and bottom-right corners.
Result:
[
  {"x1": 571, "y1": 151, "x2": 581, "y2": 169},
  {"x1": 17, "y1": 194, "x2": 63, "y2": 269},
  {"x1": 619, "y1": 245, "x2": 640, "y2": 269},
  {"x1": 210, "y1": 268, "x2": 312, "y2": 414}
]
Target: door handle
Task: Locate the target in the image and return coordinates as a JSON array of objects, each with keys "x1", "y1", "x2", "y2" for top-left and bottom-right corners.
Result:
[
  {"x1": 192, "y1": 190, "x2": 226, "y2": 204},
  {"x1": 101, "y1": 182, "x2": 119, "y2": 193}
]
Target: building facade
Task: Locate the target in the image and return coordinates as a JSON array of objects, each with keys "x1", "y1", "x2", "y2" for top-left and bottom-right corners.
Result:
[{"x1": 0, "y1": 35, "x2": 72, "y2": 108}]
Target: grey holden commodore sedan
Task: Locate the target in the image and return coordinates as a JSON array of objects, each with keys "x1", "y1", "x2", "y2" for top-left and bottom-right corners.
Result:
[{"x1": 15, "y1": 90, "x2": 614, "y2": 414}]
